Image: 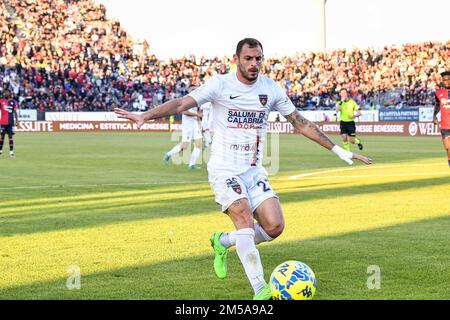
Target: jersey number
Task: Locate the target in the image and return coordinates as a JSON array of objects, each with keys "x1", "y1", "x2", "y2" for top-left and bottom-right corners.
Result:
[{"x1": 257, "y1": 180, "x2": 271, "y2": 192}]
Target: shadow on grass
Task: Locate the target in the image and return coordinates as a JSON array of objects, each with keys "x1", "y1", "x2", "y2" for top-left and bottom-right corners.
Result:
[
  {"x1": 1, "y1": 215, "x2": 450, "y2": 300},
  {"x1": 0, "y1": 175, "x2": 449, "y2": 236}
]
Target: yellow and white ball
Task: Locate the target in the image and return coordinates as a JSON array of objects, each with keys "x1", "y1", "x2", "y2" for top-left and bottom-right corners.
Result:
[{"x1": 269, "y1": 260, "x2": 317, "y2": 300}]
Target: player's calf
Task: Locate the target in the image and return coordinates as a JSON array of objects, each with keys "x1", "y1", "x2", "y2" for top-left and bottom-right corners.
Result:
[{"x1": 227, "y1": 199, "x2": 254, "y2": 229}]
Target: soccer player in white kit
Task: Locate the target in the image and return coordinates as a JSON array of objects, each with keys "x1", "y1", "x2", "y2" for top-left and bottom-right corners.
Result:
[
  {"x1": 115, "y1": 38, "x2": 373, "y2": 300},
  {"x1": 200, "y1": 101, "x2": 213, "y2": 148},
  {"x1": 163, "y1": 85, "x2": 203, "y2": 169}
]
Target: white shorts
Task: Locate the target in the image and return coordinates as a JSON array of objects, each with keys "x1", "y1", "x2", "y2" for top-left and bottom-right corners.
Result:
[
  {"x1": 182, "y1": 122, "x2": 202, "y2": 142},
  {"x1": 210, "y1": 166, "x2": 277, "y2": 213}
]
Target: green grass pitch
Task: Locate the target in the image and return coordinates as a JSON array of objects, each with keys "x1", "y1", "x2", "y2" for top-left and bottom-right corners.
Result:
[{"x1": 0, "y1": 132, "x2": 449, "y2": 299}]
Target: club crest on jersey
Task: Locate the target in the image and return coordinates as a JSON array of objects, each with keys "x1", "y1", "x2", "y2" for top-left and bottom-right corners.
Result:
[
  {"x1": 259, "y1": 94, "x2": 268, "y2": 106},
  {"x1": 226, "y1": 177, "x2": 242, "y2": 194}
]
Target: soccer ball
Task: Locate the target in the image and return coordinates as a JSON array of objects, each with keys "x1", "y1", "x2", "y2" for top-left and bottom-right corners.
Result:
[{"x1": 269, "y1": 260, "x2": 317, "y2": 300}]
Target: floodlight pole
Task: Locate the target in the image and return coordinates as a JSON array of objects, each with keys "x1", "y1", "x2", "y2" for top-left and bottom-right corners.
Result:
[{"x1": 318, "y1": 0, "x2": 327, "y2": 52}]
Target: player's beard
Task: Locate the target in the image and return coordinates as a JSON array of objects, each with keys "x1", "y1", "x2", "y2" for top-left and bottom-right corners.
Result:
[{"x1": 238, "y1": 62, "x2": 259, "y2": 83}]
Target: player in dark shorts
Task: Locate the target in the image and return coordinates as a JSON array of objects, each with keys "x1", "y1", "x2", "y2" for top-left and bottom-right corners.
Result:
[
  {"x1": 433, "y1": 71, "x2": 450, "y2": 167},
  {"x1": 336, "y1": 89, "x2": 363, "y2": 151},
  {"x1": 0, "y1": 89, "x2": 19, "y2": 158}
]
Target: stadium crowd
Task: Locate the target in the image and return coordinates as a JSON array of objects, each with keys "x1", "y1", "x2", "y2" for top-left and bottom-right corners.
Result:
[{"x1": 0, "y1": 0, "x2": 449, "y2": 112}]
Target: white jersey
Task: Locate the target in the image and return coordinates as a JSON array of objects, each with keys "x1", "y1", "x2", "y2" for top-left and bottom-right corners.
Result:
[
  {"x1": 189, "y1": 72, "x2": 295, "y2": 180},
  {"x1": 200, "y1": 102, "x2": 213, "y2": 130},
  {"x1": 181, "y1": 106, "x2": 202, "y2": 142},
  {"x1": 181, "y1": 106, "x2": 199, "y2": 126}
]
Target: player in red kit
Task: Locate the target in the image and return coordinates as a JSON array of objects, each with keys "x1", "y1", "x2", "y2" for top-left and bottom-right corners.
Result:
[
  {"x1": 0, "y1": 88, "x2": 19, "y2": 158},
  {"x1": 433, "y1": 71, "x2": 450, "y2": 167}
]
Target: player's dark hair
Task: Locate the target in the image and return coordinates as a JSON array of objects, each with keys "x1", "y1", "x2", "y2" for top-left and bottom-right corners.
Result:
[
  {"x1": 441, "y1": 71, "x2": 450, "y2": 77},
  {"x1": 236, "y1": 38, "x2": 263, "y2": 57}
]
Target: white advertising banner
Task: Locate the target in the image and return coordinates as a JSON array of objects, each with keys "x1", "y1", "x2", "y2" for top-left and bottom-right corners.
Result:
[
  {"x1": 44, "y1": 111, "x2": 380, "y2": 123},
  {"x1": 18, "y1": 109, "x2": 37, "y2": 121},
  {"x1": 45, "y1": 112, "x2": 129, "y2": 122},
  {"x1": 419, "y1": 107, "x2": 435, "y2": 122},
  {"x1": 268, "y1": 110, "x2": 379, "y2": 122}
]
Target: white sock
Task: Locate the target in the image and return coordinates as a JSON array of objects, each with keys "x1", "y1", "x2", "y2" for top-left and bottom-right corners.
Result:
[
  {"x1": 235, "y1": 228, "x2": 267, "y2": 294},
  {"x1": 166, "y1": 144, "x2": 182, "y2": 157},
  {"x1": 219, "y1": 232, "x2": 236, "y2": 249},
  {"x1": 189, "y1": 147, "x2": 201, "y2": 166},
  {"x1": 204, "y1": 131, "x2": 212, "y2": 147},
  {"x1": 219, "y1": 223, "x2": 273, "y2": 248},
  {"x1": 254, "y1": 223, "x2": 274, "y2": 244}
]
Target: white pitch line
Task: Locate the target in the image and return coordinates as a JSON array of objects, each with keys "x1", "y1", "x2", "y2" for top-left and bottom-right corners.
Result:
[
  {"x1": 288, "y1": 162, "x2": 446, "y2": 180},
  {"x1": 290, "y1": 171, "x2": 450, "y2": 181}
]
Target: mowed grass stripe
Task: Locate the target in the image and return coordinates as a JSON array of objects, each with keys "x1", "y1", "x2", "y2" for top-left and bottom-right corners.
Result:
[
  {"x1": 0, "y1": 187, "x2": 212, "y2": 216},
  {"x1": 2, "y1": 215, "x2": 449, "y2": 299},
  {"x1": 1, "y1": 171, "x2": 448, "y2": 292},
  {"x1": 2, "y1": 159, "x2": 447, "y2": 212},
  {"x1": 1, "y1": 168, "x2": 448, "y2": 224},
  {"x1": 0, "y1": 184, "x2": 206, "y2": 207},
  {"x1": 1, "y1": 172, "x2": 448, "y2": 236}
]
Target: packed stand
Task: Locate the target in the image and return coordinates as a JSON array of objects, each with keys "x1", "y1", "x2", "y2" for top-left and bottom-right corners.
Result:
[{"x1": 0, "y1": 0, "x2": 449, "y2": 112}]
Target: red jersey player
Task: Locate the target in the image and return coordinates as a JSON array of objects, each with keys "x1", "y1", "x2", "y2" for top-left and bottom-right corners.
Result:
[
  {"x1": 0, "y1": 88, "x2": 19, "y2": 158},
  {"x1": 433, "y1": 71, "x2": 450, "y2": 167}
]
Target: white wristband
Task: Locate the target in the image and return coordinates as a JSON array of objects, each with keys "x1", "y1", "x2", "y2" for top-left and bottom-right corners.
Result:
[{"x1": 331, "y1": 145, "x2": 354, "y2": 165}]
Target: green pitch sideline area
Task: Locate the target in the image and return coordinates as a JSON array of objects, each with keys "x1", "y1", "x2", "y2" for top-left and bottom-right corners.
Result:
[{"x1": 0, "y1": 132, "x2": 449, "y2": 299}]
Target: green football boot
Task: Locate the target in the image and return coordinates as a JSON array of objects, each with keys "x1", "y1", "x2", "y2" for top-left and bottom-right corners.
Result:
[
  {"x1": 253, "y1": 284, "x2": 272, "y2": 300},
  {"x1": 210, "y1": 231, "x2": 228, "y2": 279}
]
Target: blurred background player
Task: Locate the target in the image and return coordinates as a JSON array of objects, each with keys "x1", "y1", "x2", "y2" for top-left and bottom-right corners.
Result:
[
  {"x1": 163, "y1": 85, "x2": 203, "y2": 170},
  {"x1": 336, "y1": 88, "x2": 363, "y2": 151},
  {"x1": 0, "y1": 88, "x2": 19, "y2": 158},
  {"x1": 433, "y1": 71, "x2": 450, "y2": 167},
  {"x1": 200, "y1": 101, "x2": 213, "y2": 149},
  {"x1": 169, "y1": 115, "x2": 175, "y2": 132}
]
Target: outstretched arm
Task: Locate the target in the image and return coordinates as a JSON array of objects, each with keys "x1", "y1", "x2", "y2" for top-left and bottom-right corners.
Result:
[
  {"x1": 285, "y1": 110, "x2": 373, "y2": 165},
  {"x1": 183, "y1": 108, "x2": 202, "y2": 118},
  {"x1": 114, "y1": 96, "x2": 198, "y2": 128}
]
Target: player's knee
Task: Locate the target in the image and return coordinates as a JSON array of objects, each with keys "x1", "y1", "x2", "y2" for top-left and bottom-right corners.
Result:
[{"x1": 265, "y1": 221, "x2": 285, "y2": 239}]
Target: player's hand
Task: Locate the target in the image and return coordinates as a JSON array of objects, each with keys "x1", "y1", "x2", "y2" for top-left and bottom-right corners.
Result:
[
  {"x1": 331, "y1": 145, "x2": 354, "y2": 165},
  {"x1": 114, "y1": 108, "x2": 145, "y2": 129},
  {"x1": 331, "y1": 145, "x2": 372, "y2": 165},
  {"x1": 352, "y1": 153, "x2": 373, "y2": 165},
  {"x1": 433, "y1": 118, "x2": 438, "y2": 125}
]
